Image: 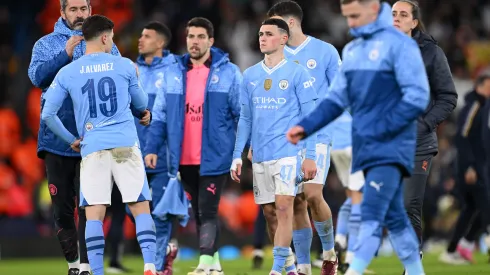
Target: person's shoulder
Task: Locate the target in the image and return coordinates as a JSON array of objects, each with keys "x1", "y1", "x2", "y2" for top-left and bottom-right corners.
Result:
[{"x1": 33, "y1": 32, "x2": 63, "y2": 49}]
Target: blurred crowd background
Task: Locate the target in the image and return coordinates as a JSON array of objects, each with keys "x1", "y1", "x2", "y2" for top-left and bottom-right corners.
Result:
[{"x1": 1, "y1": 0, "x2": 490, "y2": 257}]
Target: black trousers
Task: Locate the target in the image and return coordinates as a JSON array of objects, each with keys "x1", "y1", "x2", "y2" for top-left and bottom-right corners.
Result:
[
  {"x1": 44, "y1": 152, "x2": 88, "y2": 264},
  {"x1": 179, "y1": 165, "x2": 227, "y2": 256},
  {"x1": 403, "y1": 154, "x2": 433, "y2": 246},
  {"x1": 447, "y1": 173, "x2": 490, "y2": 252}
]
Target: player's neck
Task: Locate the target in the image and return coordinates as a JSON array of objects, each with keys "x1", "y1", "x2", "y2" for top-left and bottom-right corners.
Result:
[
  {"x1": 144, "y1": 50, "x2": 163, "y2": 65},
  {"x1": 190, "y1": 50, "x2": 211, "y2": 66},
  {"x1": 85, "y1": 44, "x2": 105, "y2": 55},
  {"x1": 287, "y1": 31, "x2": 308, "y2": 48},
  {"x1": 264, "y1": 51, "x2": 285, "y2": 68}
]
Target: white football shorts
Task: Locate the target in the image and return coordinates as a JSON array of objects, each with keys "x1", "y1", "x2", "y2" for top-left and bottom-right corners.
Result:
[
  {"x1": 296, "y1": 143, "x2": 331, "y2": 194},
  {"x1": 331, "y1": 146, "x2": 364, "y2": 191},
  {"x1": 252, "y1": 156, "x2": 300, "y2": 205},
  {"x1": 79, "y1": 145, "x2": 151, "y2": 207}
]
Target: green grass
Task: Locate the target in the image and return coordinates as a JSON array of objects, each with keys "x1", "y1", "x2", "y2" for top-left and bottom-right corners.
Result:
[{"x1": 1, "y1": 253, "x2": 490, "y2": 275}]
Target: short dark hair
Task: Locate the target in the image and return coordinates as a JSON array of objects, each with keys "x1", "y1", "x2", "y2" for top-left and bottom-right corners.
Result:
[
  {"x1": 475, "y1": 72, "x2": 490, "y2": 87},
  {"x1": 267, "y1": 0, "x2": 303, "y2": 22},
  {"x1": 397, "y1": 0, "x2": 426, "y2": 32},
  {"x1": 144, "y1": 21, "x2": 172, "y2": 45},
  {"x1": 340, "y1": 0, "x2": 378, "y2": 4},
  {"x1": 82, "y1": 15, "x2": 114, "y2": 41},
  {"x1": 186, "y1": 17, "x2": 214, "y2": 38},
  {"x1": 261, "y1": 18, "x2": 290, "y2": 37},
  {"x1": 60, "y1": 0, "x2": 90, "y2": 11}
]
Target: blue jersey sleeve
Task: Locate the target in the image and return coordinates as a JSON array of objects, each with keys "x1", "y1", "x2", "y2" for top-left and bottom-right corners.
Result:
[
  {"x1": 325, "y1": 44, "x2": 341, "y2": 86},
  {"x1": 126, "y1": 60, "x2": 148, "y2": 112},
  {"x1": 41, "y1": 70, "x2": 77, "y2": 144},
  {"x1": 295, "y1": 68, "x2": 317, "y2": 159},
  {"x1": 144, "y1": 78, "x2": 167, "y2": 155},
  {"x1": 232, "y1": 75, "x2": 252, "y2": 159},
  {"x1": 381, "y1": 40, "x2": 430, "y2": 138},
  {"x1": 297, "y1": 59, "x2": 348, "y2": 138}
]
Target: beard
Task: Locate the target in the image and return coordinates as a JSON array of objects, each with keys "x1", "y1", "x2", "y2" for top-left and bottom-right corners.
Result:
[
  {"x1": 68, "y1": 17, "x2": 85, "y2": 30},
  {"x1": 189, "y1": 47, "x2": 208, "y2": 60}
]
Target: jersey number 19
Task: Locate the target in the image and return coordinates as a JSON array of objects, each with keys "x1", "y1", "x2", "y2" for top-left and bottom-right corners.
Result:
[{"x1": 82, "y1": 77, "x2": 118, "y2": 118}]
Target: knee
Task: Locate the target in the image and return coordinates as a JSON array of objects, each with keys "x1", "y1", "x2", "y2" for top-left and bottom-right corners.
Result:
[
  {"x1": 361, "y1": 201, "x2": 384, "y2": 223},
  {"x1": 293, "y1": 195, "x2": 307, "y2": 214},
  {"x1": 304, "y1": 192, "x2": 325, "y2": 209},
  {"x1": 275, "y1": 201, "x2": 293, "y2": 220}
]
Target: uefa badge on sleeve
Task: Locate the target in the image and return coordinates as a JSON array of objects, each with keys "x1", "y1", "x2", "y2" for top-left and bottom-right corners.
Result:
[{"x1": 264, "y1": 79, "x2": 272, "y2": 91}]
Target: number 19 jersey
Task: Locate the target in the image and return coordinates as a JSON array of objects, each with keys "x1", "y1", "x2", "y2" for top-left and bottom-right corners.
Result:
[{"x1": 45, "y1": 53, "x2": 148, "y2": 157}]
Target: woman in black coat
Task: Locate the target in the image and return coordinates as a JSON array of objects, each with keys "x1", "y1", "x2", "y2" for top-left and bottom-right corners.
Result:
[{"x1": 392, "y1": 0, "x2": 458, "y2": 251}]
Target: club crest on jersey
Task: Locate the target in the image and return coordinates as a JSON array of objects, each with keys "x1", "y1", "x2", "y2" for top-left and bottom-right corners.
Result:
[
  {"x1": 85, "y1": 122, "x2": 93, "y2": 131},
  {"x1": 211, "y1": 74, "x2": 219, "y2": 84},
  {"x1": 279, "y1": 80, "x2": 289, "y2": 90},
  {"x1": 369, "y1": 49, "x2": 379, "y2": 61},
  {"x1": 264, "y1": 79, "x2": 272, "y2": 91},
  {"x1": 307, "y1": 59, "x2": 317, "y2": 69}
]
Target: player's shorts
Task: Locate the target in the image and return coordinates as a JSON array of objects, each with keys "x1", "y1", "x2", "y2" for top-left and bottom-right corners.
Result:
[
  {"x1": 296, "y1": 143, "x2": 331, "y2": 193},
  {"x1": 331, "y1": 146, "x2": 365, "y2": 191},
  {"x1": 252, "y1": 156, "x2": 300, "y2": 205},
  {"x1": 79, "y1": 145, "x2": 151, "y2": 207}
]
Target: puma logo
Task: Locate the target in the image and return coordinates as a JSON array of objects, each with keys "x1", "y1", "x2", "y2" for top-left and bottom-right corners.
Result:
[
  {"x1": 369, "y1": 181, "x2": 383, "y2": 192},
  {"x1": 207, "y1": 183, "x2": 217, "y2": 195}
]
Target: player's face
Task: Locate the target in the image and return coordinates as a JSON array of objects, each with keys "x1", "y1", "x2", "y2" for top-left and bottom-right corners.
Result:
[
  {"x1": 392, "y1": 1, "x2": 418, "y2": 35},
  {"x1": 478, "y1": 79, "x2": 490, "y2": 97},
  {"x1": 102, "y1": 30, "x2": 114, "y2": 53},
  {"x1": 138, "y1": 29, "x2": 165, "y2": 56},
  {"x1": 186, "y1": 27, "x2": 214, "y2": 60},
  {"x1": 61, "y1": 0, "x2": 91, "y2": 30},
  {"x1": 258, "y1": 25, "x2": 287, "y2": 55},
  {"x1": 341, "y1": 0, "x2": 380, "y2": 29}
]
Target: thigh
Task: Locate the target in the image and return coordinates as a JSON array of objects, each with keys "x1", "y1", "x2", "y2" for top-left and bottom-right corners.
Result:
[
  {"x1": 403, "y1": 157, "x2": 432, "y2": 204},
  {"x1": 252, "y1": 162, "x2": 275, "y2": 205},
  {"x1": 197, "y1": 173, "x2": 227, "y2": 213},
  {"x1": 179, "y1": 165, "x2": 200, "y2": 209},
  {"x1": 149, "y1": 172, "x2": 170, "y2": 208},
  {"x1": 80, "y1": 150, "x2": 113, "y2": 207},
  {"x1": 45, "y1": 153, "x2": 78, "y2": 202},
  {"x1": 272, "y1": 156, "x2": 298, "y2": 198},
  {"x1": 385, "y1": 181, "x2": 408, "y2": 230},
  {"x1": 305, "y1": 143, "x2": 331, "y2": 185},
  {"x1": 331, "y1": 148, "x2": 351, "y2": 188},
  {"x1": 362, "y1": 165, "x2": 402, "y2": 222},
  {"x1": 112, "y1": 146, "x2": 149, "y2": 204}
]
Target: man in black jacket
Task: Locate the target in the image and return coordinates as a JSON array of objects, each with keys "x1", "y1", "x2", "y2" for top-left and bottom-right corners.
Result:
[
  {"x1": 439, "y1": 73, "x2": 490, "y2": 264},
  {"x1": 403, "y1": 28, "x2": 458, "y2": 249}
]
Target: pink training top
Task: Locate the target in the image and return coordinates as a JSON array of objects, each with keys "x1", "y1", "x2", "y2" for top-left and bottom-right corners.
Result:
[{"x1": 180, "y1": 63, "x2": 210, "y2": 165}]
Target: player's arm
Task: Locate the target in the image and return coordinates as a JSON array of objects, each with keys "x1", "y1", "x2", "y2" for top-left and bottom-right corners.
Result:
[
  {"x1": 382, "y1": 40, "x2": 430, "y2": 138},
  {"x1": 295, "y1": 69, "x2": 318, "y2": 160},
  {"x1": 325, "y1": 44, "x2": 342, "y2": 86},
  {"x1": 28, "y1": 40, "x2": 71, "y2": 89},
  {"x1": 228, "y1": 65, "x2": 243, "y2": 123},
  {"x1": 231, "y1": 77, "x2": 252, "y2": 182},
  {"x1": 293, "y1": 65, "x2": 347, "y2": 142},
  {"x1": 127, "y1": 61, "x2": 149, "y2": 114},
  {"x1": 40, "y1": 71, "x2": 77, "y2": 145}
]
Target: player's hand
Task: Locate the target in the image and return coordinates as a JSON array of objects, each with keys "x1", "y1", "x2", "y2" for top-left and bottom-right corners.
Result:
[
  {"x1": 247, "y1": 148, "x2": 252, "y2": 161},
  {"x1": 287, "y1": 126, "x2": 305, "y2": 145},
  {"x1": 465, "y1": 166, "x2": 477, "y2": 184},
  {"x1": 70, "y1": 138, "x2": 82, "y2": 152},
  {"x1": 145, "y1": 154, "x2": 158, "y2": 169},
  {"x1": 139, "y1": 110, "x2": 151, "y2": 126},
  {"x1": 302, "y1": 158, "x2": 317, "y2": 181},
  {"x1": 230, "y1": 158, "x2": 243, "y2": 183},
  {"x1": 65, "y1": 35, "x2": 83, "y2": 59}
]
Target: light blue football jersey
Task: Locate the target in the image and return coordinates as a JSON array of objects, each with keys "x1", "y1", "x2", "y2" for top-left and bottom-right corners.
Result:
[
  {"x1": 235, "y1": 59, "x2": 318, "y2": 163},
  {"x1": 42, "y1": 53, "x2": 148, "y2": 158},
  {"x1": 284, "y1": 36, "x2": 345, "y2": 146}
]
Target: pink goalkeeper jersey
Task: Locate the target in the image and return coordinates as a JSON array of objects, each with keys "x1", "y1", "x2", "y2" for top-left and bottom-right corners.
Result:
[{"x1": 180, "y1": 63, "x2": 209, "y2": 165}]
